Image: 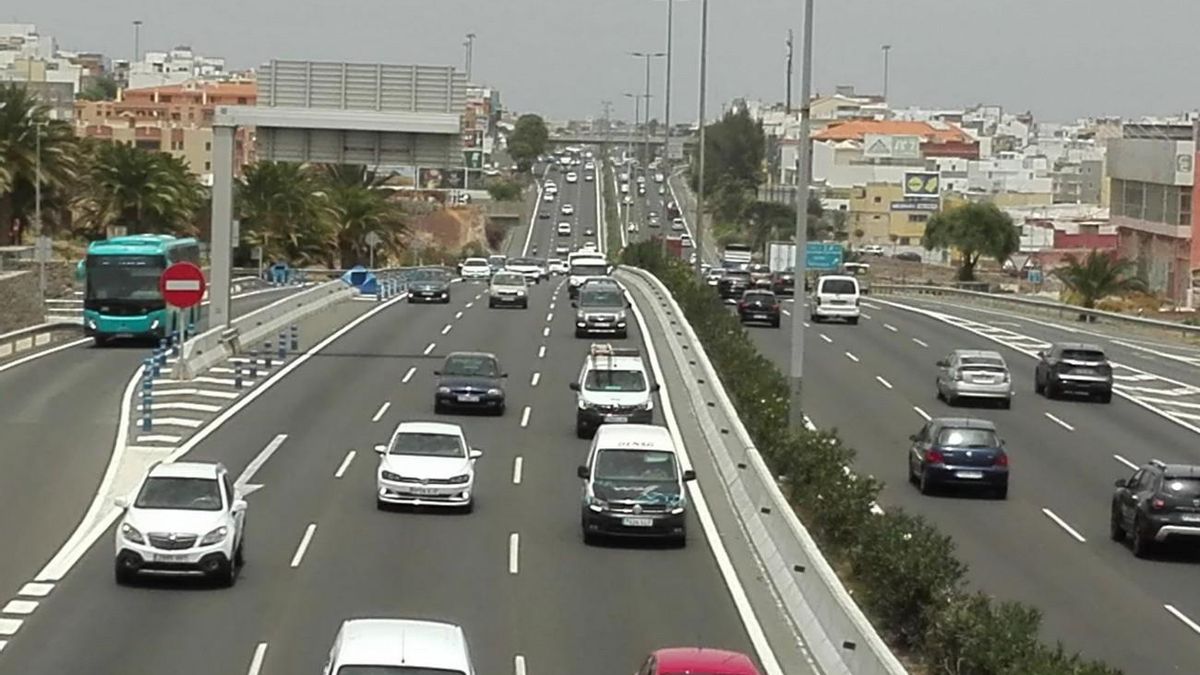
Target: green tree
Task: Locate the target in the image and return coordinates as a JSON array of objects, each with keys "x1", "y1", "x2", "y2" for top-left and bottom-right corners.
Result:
[
  {"x1": 689, "y1": 107, "x2": 765, "y2": 222},
  {"x1": 743, "y1": 195, "x2": 826, "y2": 251},
  {"x1": 0, "y1": 84, "x2": 79, "y2": 244},
  {"x1": 921, "y1": 202, "x2": 1019, "y2": 281},
  {"x1": 74, "y1": 141, "x2": 203, "y2": 237},
  {"x1": 485, "y1": 177, "x2": 522, "y2": 202},
  {"x1": 508, "y1": 114, "x2": 548, "y2": 172},
  {"x1": 78, "y1": 75, "x2": 119, "y2": 101},
  {"x1": 314, "y1": 164, "x2": 407, "y2": 268},
  {"x1": 237, "y1": 161, "x2": 329, "y2": 265},
  {"x1": 1054, "y1": 250, "x2": 1145, "y2": 309}
]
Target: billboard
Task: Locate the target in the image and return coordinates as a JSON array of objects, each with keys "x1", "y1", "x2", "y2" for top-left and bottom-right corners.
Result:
[
  {"x1": 890, "y1": 200, "x2": 940, "y2": 212},
  {"x1": 418, "y1": 168, "x2": 467, "y2": 190},
  {"x1": 903, "y1": 171, "x2": 941, "y2": 198},
  {"x1": 863, "y1": 134, "x2": 921, "y2": 160}
]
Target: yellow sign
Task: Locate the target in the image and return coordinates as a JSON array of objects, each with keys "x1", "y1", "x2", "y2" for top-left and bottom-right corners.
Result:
[{"x1": 904, "y1": 172, "x2": 940, "y2": 197}]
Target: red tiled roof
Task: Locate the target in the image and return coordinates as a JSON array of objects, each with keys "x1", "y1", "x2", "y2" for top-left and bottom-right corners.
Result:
[{"x1": 813, "y1": 120, "x2": 973, "y2": 144}]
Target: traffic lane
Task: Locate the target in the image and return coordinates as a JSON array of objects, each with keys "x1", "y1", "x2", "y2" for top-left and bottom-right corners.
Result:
[
  {"x1": 0, "y1": 288, "x2": 485, "y2": 673},
  {"x1": 0, "y1": 286, "x2": 307, "y2": 601},
  {"x1": 752, "y1": 307, "x2": 1199, "y2": 672}
]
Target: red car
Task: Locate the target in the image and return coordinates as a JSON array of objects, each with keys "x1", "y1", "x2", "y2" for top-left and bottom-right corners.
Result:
[{"x1": 637, "y1": 647, "x2": 762, "y2": 675}]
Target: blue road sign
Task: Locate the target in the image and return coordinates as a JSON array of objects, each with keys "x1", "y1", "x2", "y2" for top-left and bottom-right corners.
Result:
[
  {"x1": 806, "y1": 242, "x2": 844, "y2": 271},
  {"x1": 1028, "y1": 268, "x2": 1043, "y2": 284}
]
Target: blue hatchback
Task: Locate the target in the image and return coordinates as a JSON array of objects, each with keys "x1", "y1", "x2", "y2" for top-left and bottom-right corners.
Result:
[{"x1": 908, "y1": 417, "x2": 1009, "y2": 499}]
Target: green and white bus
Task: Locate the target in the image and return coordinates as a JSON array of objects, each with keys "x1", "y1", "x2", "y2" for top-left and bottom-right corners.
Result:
[{"x1": 78, "y1": 234, "x2": 202, "y2": 345}]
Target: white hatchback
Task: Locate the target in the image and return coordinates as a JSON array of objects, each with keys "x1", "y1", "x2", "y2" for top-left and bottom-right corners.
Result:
[
  {"x1": 810, "y1": 275, "x2": 861, "y2": 324},
  {"x1": 460, "y1": 258, "x2": 492, "y2": 280},
  {"x1": 324, "y1": 618, "x2": 475, "y2": 675},
  {"x1": 376, "y1": 422, "x2": 482, "y2": 511}
]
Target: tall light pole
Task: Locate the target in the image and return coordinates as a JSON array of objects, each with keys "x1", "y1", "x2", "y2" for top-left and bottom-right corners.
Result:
[
  {"x1": 133, "y1": 20, "x2": 143, "y2": 62},
  {"x1": 789, "y1": 0, "x2": 815, "y2": 428},
  {"x1": 464, "y1": 33, "x2": 476, "y2": 82},
  {"x1": 34, "y1": 120, "x2": 45, "y2": 295},
  {"x1": 663, "y1": 0, "x2": 675, "y2": 166},
  {"x1": 693, "y1": 0, "x2": 709, "y2": 277},
  {"x1": 623, "y1": 92, "x2": 640, "y2": 161},
  {"x1": 630, "y1": 51, "x2": 665, "y2": 168},
  {"x1": 785, "y1": 30, "x2": 794, "y2": 113},
  {"x1": 881, "y1": 44, "x2": 891, "y2": 101}
]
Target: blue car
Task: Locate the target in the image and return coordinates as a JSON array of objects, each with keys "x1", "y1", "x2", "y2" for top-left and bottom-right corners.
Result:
[{"x1": 908, "y1": 417, "x2": 1008, "y2": 499}]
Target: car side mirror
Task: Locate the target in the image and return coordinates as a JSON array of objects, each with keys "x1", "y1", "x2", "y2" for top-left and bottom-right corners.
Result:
[
  {"x1": 651, "y1": 384, "x2": 661, "y2": 392},
  {"x1": 374, "y1": 444, "x2": 387, "y2": 454},
  {"x1": 231, "y1": 499, "x2": 248, "y2": 514},
  {"x1": 114, "y1": 497, "x2": 129, "y2": 510},
  {"x1": 577, "y1": 465, "x2": 590, "y2": 479},
  {"x1": 569, "y1": 382, "x2": 581, "y2": 391},
  {"x1": 1114, "y1": 478, "x2": 1129, "y2": 488},
  {"x1": 433, "y1": 370, "x2": 442, "y2": 376},
  {"x1": 908, "y1": 434, "x2": 920, "y2": 442},
  {"x1": 571, "y1": 301, "x2": 578, "y2": 308},
  {"x1": 683, "y1": 469, "x2": 697, "y2": 482},
  {"x1": 469, "y1": 449, "x2": 483, "y2": 460}
]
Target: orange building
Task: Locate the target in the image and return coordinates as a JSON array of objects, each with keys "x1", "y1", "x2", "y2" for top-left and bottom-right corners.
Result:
[{"x1": 813, "y1": 119, "x2": 980, "y2": 160}]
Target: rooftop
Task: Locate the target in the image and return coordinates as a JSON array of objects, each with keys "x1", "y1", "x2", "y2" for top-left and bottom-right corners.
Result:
[
  {"x1": 813, "y1": 119, "x2": 974, "y2": 144},
  {"x1": 335, "y1": 619, "x2": 469, "y2": 671},
  {"x1": 150, "y1": 461, "x2": 222, "y2": 479}
]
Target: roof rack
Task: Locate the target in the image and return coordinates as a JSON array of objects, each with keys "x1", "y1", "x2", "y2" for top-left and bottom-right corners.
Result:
[
  {"x1": 1150, "y1": 459, "x2": 1168, "y2": 469},
  {"x1": 589, "y1": 343, "x2": 641, "y2": 362}
]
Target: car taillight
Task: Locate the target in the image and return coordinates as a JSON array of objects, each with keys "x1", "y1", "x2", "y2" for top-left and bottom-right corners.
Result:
[
  {"x1": 1151, "y1": 498, "x2": 1166, "y2": 511},
  {"x1": 994, "y1": 452, "x2": 1008, "y2": 467},
  {"x1": 738, "y1": 302, "x2": 747, "y2": 310},
  {"x1": 926, "y1": 449, "x2": 945, "y2": 464}
]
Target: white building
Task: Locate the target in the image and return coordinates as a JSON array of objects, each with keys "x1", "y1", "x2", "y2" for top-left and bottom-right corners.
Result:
[{"x1": 127, "y1": 46, "x2": 226, "y2": 89}]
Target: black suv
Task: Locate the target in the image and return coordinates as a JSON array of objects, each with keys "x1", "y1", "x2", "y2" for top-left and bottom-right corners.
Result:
[
  {"x1": 1034, "y1": 342, "x2": 1113, "y2": 402},
  {"x1": 717, "y1": 269, "x2": 752, "y2": 301},
  {"x1": 737, "y1": 290, "x2": 781, "y2": 327},
  {"x1": 1111, "y1": 460, "x2": 1200, "y2": 557}
]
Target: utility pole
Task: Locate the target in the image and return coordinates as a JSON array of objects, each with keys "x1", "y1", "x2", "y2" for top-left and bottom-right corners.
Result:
[
  {"x1": 693, "y1": 0, "x2": 709, "y2": 278},
  {"x1": 630, "y1": 51, "x2": 665, "y2": 169},
  {"x1": 789, "y1": 0, "x2": 815, "y2": 429},
  {"x1": 464, "y1": 33, "x2": 476, "y2": 82},
  {"x1": 35, "y1": 121, "x2": 45, "y2": 295},
  {"x1": 881, "y1": 44, "x2": 892, "y2": 101},
  {"x1": 623, "y1": 92, "x2": 639, "y2": 162},
  {"x1": 601, "y1": 100, "x2": 614, "y2": 158},
  {"x1": 133, "y1": 20, "x2": 143, "y2": 62},
  {"x1": 785, "y1": 30, "x2": 794, "y2": 113},
  {"x1": 663, "y1": 0, "x2": 675, "y2": 166}
]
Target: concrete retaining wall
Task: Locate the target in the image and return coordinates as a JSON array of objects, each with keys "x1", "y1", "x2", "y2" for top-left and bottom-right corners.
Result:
[{"x1": 0, "y1": 271, "x2": 45, "y2": 334}]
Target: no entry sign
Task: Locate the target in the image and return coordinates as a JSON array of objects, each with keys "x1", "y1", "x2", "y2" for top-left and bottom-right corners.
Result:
[{"x1": 159, "y1": 262, "x2": 207, "y2": 308}]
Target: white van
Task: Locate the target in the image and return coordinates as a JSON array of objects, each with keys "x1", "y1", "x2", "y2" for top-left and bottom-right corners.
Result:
[
  {"x1": 810, "y1": 275, "x2": 861, "y2": 324},
  {"x1": 324, "y1": 619, "x2": 475, "y2": 675}
]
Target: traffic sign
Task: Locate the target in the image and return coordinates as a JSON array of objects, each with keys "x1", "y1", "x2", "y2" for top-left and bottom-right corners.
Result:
[
  {"x1": 806, "y1": 242, "x2": 843, "y2": 271},
  {"x1": 159, "y1": 262, "x2": 207, "y2": 308},
  {"x1": 1028, "y1": 268, "x2": 1043, "y2": 285}
]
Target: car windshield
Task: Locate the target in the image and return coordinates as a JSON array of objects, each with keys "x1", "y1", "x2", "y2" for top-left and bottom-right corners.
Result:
[
  {"x1": 463, "y1": 259, "x2": 488, "y2": 268},
  {"x1": 572, "y1": 263, "x2": 607, "y2": 276},
  {"x1": 937, "y1": 427, "x2": 1000, "y2": 448},
  {"x1": 579, "y1": 289, "x2": 623, "y2": 307},
  {"x1": 744, "y1": 293, "x2": 775, "y2": 303},
  {"x1": 820, "y1": 279, "x2": 857, "y2": 294},
  {"x1": 594, "y1": 449, "x2": 677, "y2": 481},
  {"x1": 584, "y1": 369, "x2": 647, "y2": 391},
  {"x1": 338, "y1": 668, "x2": 466, "y2": 675},
  {"x1": 442, "y1": 355, "x2": 499, "y2": 377},
  {"x1": 1162, "y1": 478, "x2": 1200, "y2": 498},
  {"x1": 1062, "y1": 349, "x2": 1106, "y2": 361},
  {"x1": 410, "y1": 269, "x2": 448, "y2": 282},
  {"x1": 390, "y1": 432, "x2": 464, "y2": 458},
  {"x1": 548, "y1": 258, "x2": 562, "y2": 265},
  {"x1": 487, "y1": 256, "x2": 506, "y2": 265},
  {"x1": 493, "y1": 273, "x2": 525, "y2": 286},
  {"x1": 134, "y1": 477, "x2": 223, "y2": 511}
]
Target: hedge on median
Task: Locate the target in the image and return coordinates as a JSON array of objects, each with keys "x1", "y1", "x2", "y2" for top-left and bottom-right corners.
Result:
[{"x1": 620, "y1": 240, "x2": 1121, "y2": 675}]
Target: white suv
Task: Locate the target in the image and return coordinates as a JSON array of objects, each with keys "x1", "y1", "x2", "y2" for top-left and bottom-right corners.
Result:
[
  {"x1": 324, "y1": 619, "x2": 476, "y2": 675},
  {"x1": 569, "y1": 344, "x2": 658, "y2": 438},
  {"x1": 810, "y1": 274, "x2": 861, "y2": 324},
  {"x1": 114, "y1": 461, "x2": 247, "y2": 586},
  {"x1": 460, "y1": 258, "x2": 492, "y2": 280},
  {"x1": 376, "y1": 422, "x2": 482, "y2": 512}
]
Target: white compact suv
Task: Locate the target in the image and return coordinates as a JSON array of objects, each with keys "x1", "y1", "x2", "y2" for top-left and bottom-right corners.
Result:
[
  {"x1": 114, "y1": 461, "x2": 247, "y2": 586},
  {"x1": 376, "y1": 421, "x2": 482, "y2": 511},
  {"x1": 324, "y1": 618, "x2": 476, "y2": 675},
  {"x1": 460, "y1": 258, "x2": 492, "y2": 280},
  {"x1": 810, "y1": 274, "x2": 861, "y2": 324},
  {"x1": 569, "y1": 344, "x2": 658, "y2": 438}
]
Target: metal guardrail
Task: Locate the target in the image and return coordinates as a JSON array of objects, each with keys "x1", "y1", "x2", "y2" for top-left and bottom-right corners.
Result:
[
  {"x1": 620, "y1": 265, "x2": 907, "y2": 675},
  {"x1": 874, "y1": 283, "x2": 1200, "y2": 344},
  {"x1": 0, "y1": 321, "x2": 84, "y2": 360}
]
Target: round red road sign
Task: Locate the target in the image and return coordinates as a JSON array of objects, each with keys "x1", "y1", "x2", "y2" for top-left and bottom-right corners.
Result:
[{"x1": 159, "y1": 261, "x2": 207, "y2": 308}]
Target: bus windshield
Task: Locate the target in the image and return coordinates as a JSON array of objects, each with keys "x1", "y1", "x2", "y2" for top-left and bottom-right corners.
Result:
[{"x1": 85, "y1": 255, "x2": 165, "y2": 302}]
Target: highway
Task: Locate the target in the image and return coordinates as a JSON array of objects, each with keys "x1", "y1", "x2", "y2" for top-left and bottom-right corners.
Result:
[
  {"x1": 0, "y1": 157, "x2": 777, "y2": 675},
  {"x1": 743, "y1": 293, "x2": 1200, "y2": 674},
  {"x1": 0, "y1": 287, "x2": 304, "y2": 619}
]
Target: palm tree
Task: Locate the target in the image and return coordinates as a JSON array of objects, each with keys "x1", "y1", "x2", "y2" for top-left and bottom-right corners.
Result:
[
  {"x1": 74, "y1": 141, "x2": 203, "y2": 237},
  {"x1": 1054, "y1": 250, "x2": 1145, "y2": 309},
  {"x1": 314, "y1": 164, "x2": 406, "y2": 268},
  {"x1": 0, "y1": 84, "x2": 79, "y2": 244},
  {"x1": 237, "y1": 161, "x2": 329, "y2": 265}
]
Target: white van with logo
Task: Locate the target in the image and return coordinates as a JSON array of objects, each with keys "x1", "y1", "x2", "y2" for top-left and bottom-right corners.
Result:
[{"x1": 810, "y1": 274, "x2": 860, "y2": 324}]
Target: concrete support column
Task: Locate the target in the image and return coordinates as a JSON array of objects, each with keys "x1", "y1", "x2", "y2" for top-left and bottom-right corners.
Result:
[{"x1": 209, "y1": 124, "x2": 236, "y2": 330}]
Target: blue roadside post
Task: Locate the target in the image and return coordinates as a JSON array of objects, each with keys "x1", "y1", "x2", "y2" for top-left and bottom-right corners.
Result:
[
  {"x1": 290, "y1": 324, "x2": 299, "y2": 352},
  {"x1": 265, "y1": 337, "x2": 274, "y2": 369},
  {"x1": 141, "y1": 359, "x2": 153, "y2": 431},
  {"x1": 249, "y1": 345, "x2": 259, "y2": 379},
  {"x1": 277, "y1": 331, "x2": 287, "y2": 360},
  {"x1": 170, "y1": 330, "x2": 180, "y2": 357},
  {"x1": 234, "y1": 362, "x2": 243, "y2": 390}
]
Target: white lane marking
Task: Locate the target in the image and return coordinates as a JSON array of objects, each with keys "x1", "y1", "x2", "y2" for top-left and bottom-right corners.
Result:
[
  {"x1": 441, "y1": 324, "x2": 453, "y2": 335},
  {"x1": 912, "y1": 338, "x2": 929, "y2": 348},
  {"x1": 1165, "y1": 605, "x2": 1200, "y2": 636},
  {"x1": 861, "y1": 312, "x2": 873, "y2": 320},
  {"x1": 402, "y1": 367, "x2": 417, "y2": 384},
  {"x1": 246, "y1": 642, "x2": 269, "y2": 675},
  {"x1": 514, "y1": 654, "x2": 527, "y2": 675},
  {"x1": 1044, "y1": 412, "x2": 1075, "y2": 432},
  {"x1": 844, "y1": 351, "x2": 859, "y2": 363},
  {"x1": 538, "y1": 345, "x2": 547, "y2": 359},
  {"x1": 513, "y1": 456, "x2": 524, "y2": 485},
  {"x1": 530, "y1": 372, "x2": 541, "y2": 387},
  {"x1": 423, "y1": 342, "x2": 436, "y2": 355},
  {"x1": 542, "y1": 326, "x2": 551, "y2": 337},
  {"x1": 802, "y1": 321, "x2": 810, "y2": 328},
  {"x1": 913, "y1": 406, "x2": 932, "y2": 421},
  {"x1": 465, "y1": 302, "x2": 474, "y2": 309},
  {"x1": 371, "y1": 402, "x2": 391, "y2": 423},
  {"x1": 549, "y1": 302, "x2": 556, "y2": 310},
  {"x1": 875, "y1": 375, "x2": 894, "y2": 390},
  {"x1": 781, "y1": 309, "x2": 791, "y2": 316},
  {"x1": 1041, "y1": 508, "x2": 1087, "y2": 543},
  {"x1": 884, "y1": 323, "x2": 898, "y2": 332},
  {"x1": 335, "y1": 450, "x2": 356, "y2": 479},
  {"x1": 17, "y1": 583, "x2": 52, "y2": 598},
  {"x1": 0, "y1": 640, "x2": 5, "y2": 652},
  {"x1": 819, "y1": 333, "x2": 832, "y2": 344},
  {"x1": 0, "y1": 618, "x2": 22, "y2": 636},
  {"x1": 455, "y1": 311, "x2": 464, "y2": 319},
  {"x1": 1113, "y1": 454, "x2": 1139, "y2": 470},
  {"x1": 234, "y1": 434, "x2": 288, "y2": 498},
  {"x1": 508, "y1": 533, "x2": 520, "y2": 574},
  {"x1": 861, "y1": 301, "x2": 881, "y2": 310},
  {"x1": 520, "y1": 406, "x2": 531, "y2": 428},
  {"x1": 1, "y1": 600, "x2": 37, "y2": 615},
  {"x1": 546, "y1": 312, "x2": 554, "y2": 322},
  {"x1": 289, "y1": 524, "x2": 317, "y2": 568}
]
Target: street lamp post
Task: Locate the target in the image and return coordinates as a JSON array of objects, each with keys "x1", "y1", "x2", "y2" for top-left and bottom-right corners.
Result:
[
  {"x1": 789, "y1": 0, "x2": 815, "y2": 428},
  {"x1": 663, "y1": 0, "x2": 675, "y2": 165},
  {"x1": 693, "y1": 0, "x2": 709, "y2": 277},
  {"x1": 34, "y1": 121, "x2": 45, "y2": 295},
  {"x1": 882, "y1": 44, "x2": 892, "y2": 101},
  {"x1": 133, "y1": 20, "x2": 143, "y2": 62},
  {"x1": 465, "y1": 33, "x2": 477, "y2": 82},
  {"x1": 623, "y1": 92, "x2": 640, "y2": 161},
  {"x1": 630, "y1": 51, "x2": 665, "y2": 169}
]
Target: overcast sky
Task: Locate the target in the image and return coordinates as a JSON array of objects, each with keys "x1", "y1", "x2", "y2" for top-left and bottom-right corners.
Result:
[{"x1": 16, "y1": 0, "x2": 1200, "y2": 124}]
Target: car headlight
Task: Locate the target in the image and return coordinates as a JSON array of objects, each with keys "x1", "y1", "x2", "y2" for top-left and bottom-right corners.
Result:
[
  {"x1": 642, "y1": 399, "x2": 654, "y2": 411},
  {"x1": 121, "y1": 522, "x2": 145, "y2": 544},
  {"x1": 587, "y1": 495, "x2": 609, "y2": 512},
  {"x1": 487, "y1": 388, "x2": 503, "y2": 396},
  {"x1": 200, "y1": 526, "x2": 229, "y2": 546},
  {"x1": 437, "y1": 386, "x2": 451, "y2": 394},
  {"x1": 448, "y1": 474, "x2": 471, "y2": 484},
  {"x1": 150, "y1": 319, "x2": 160, "y2": 330},
  {"x1": 578, "y1": 399, "x2": 593, "y2": 410},
  {"x1": 516, "y1": 289, "x2": 527, "y2": 296},
  {"x1": 381, "y1": 470, "x2": 404, "y2": 481},
  {"x1": 670, "y1": 506, "x2": 686, "y2": 515}
]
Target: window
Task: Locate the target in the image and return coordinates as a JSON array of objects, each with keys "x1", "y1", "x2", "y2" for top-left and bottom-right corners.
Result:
[
  {"x1": 873, "y1": 195, "x2": 882, "y2": 204},
  {"x1": 204, "y1": 161, "x2": 211, "y2": 171},
  {"x1": 907, "y1": 214, "x2": 929, "y2": 223},
  {"x1": 205, "y1": 141, "x2": 212, "y2": 151}
]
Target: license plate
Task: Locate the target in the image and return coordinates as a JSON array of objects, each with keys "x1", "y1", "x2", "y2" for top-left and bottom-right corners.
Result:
[
  {"x1": 458, "y1": 394, "x2": 481, "y2": 403},
  {"x1": 411, "y1": 487, "x2": 440, "y2": 496},
  {"x1": 606, "y1": 415, "x2": 628, "y2": 423},
  {"x1": 1182, "y1": 514, "x2": 1200, "y2": 523},
  {"x1": 152, "y1": 553, "x2": 188, "y2": 563},
  {"x1": 621, "y1": 517, "x2": 654, "y2": 527},
  {"x1": 753, "y1": 314, "x2": 768, "y2": 319},
  {"x1": 1073, "y1": 368, "x2": 1095, "y2": 375},
  {"x1": 955, "y1": 471, "x2": 984, "y2": 479}
]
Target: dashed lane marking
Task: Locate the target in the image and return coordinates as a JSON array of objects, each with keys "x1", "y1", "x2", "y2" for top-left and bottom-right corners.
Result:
[
  {"x1": 513, "y1": 457, "x2": 523, "y2": 485},
  {"x1": 1164, "y1": 605, "x2": 1200, "y2": 636},
  {"x1": 335, "y1": 451, "x2": 356, "y2": 479},
  {"x1": 508, "y1": 533, "x2": 520, "y2": 574},
  {"x1": 845, "y1": 352, "x2": 859, "y2": 363},
  {"x1": 1113, "y1": 454, "x2": 1139, "y2": 470},
  {"x1": 16, "y1": 583, "x2": 52, "y2": 598},
  {"x1": 913, "y1": 406, "x2": 931, "y2": 420},
  {"x1": 1042, "y1": 508, "x2": 1087, "y2": 543},
  {"x1": 423, "y1": 342, "x2": 436, "y2": 355},
  {"x1": 289, "y1": 524, "x2": 317, "y2": 568},
  {"x1": 441, "y1": 324, "x2": 453, "y2": 335},
  {"x1": 875, "y1": 375, "x2": 894, "y2": 389},
  {"x1": 538, "y1": 345, "x2": 547, "y2": 359},
  {"x1": 520, "y1": 406, "x2": 532, "y2": 428},
  {"x1": 402, "y1": 367, "x2": 417, "y2": 384},
  {"x1": 912, "y1": 338, "x2": 929, "y2": 348},
  {"x1": 371, "y1": 402, "x2": 391, "y2": 423},
  {"x1": 1044, "y1": 412, "x2": 1075, "y2": 432},
  {"x1": 246, "y1": 642, "x2": 269, "y2": 675},
  {"x1": 819, "y1": 334, "x2": 832, "y2": 344},
  {"x1": 531, "y1": 372, "x2": 541, "y2": 387},
  {"x1": 1, "y1": 600, "x2": 37, "y2": 615}
]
